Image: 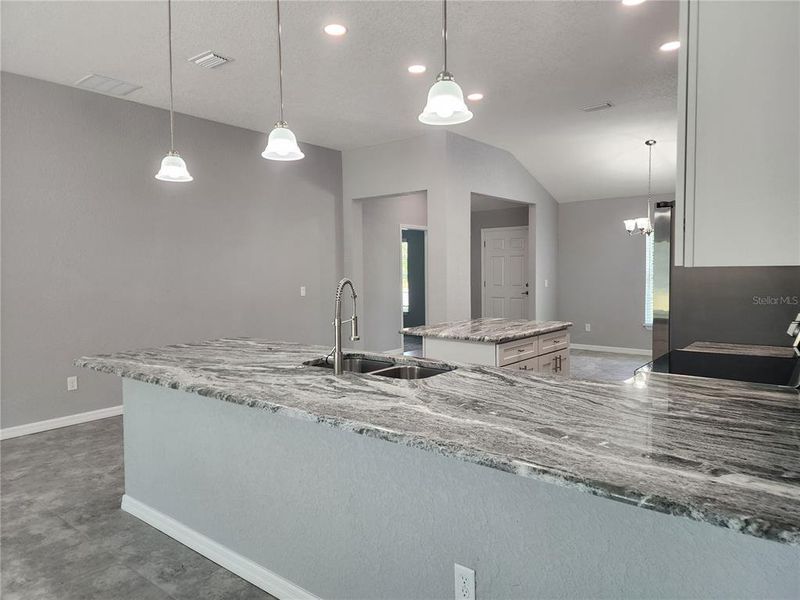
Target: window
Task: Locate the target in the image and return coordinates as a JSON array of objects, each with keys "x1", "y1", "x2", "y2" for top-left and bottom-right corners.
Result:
[
  {"x1": 401, "y1": 241, "x2": 410, "y2": 313},
  {"x1": 644, "y1": 233, "x2": 654, "y2": 327}
]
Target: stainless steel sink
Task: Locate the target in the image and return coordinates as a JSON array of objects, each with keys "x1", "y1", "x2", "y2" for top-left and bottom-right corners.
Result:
[
  {"x1": 303, "y1": 356, "x2": 395, "y2": 373},
  {"x1": 370, "y1": 364, "x2": 453, "y2": 380}
]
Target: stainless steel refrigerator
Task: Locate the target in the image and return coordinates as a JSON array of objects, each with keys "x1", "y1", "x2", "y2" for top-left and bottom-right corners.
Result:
[{"x1": 652, "y1": 201, "x2": 674, "y2": 359}]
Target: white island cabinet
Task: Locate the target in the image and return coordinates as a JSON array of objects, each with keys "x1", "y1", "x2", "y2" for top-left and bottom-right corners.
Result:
[{"x1": 402, "y1": 318, "x2": 572, "y2": 376}]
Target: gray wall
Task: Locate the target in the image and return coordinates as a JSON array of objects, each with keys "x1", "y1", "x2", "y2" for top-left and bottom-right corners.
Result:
[
  {"x1": 342, "y1": 131, "x2": 559, "y2": 329},
  {"x1": 1, "y1": 73, "x2": 342, "y2": 428},
  {"x1": 558, "y1": 194, "x2": 673, "y2": 350},
  {"x1": 671, "y1": 266, "x2": 800, "y2": 350},
  {"x1": 470, "y1": 206, "x2": 529, "y2": 319},
  {"x1": 360, "y1": 193, "x2": 427, "y2": 352},
  {"x1": 125, "y1": 380, "x2": 800, "y2": 600}
]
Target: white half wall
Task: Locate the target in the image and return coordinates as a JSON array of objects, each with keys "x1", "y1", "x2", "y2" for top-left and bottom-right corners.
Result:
[{"x1": 124, "y1": 379, "x2": 800, "y2": 600}]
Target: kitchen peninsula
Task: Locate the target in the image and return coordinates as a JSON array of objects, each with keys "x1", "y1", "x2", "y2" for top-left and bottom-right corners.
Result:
[
  {"x1": 76, "y1": 338, "x2": 799, "y2": 599},
  {"x1": 402, "y1": 318, "x2": 572, "y2": 375}
]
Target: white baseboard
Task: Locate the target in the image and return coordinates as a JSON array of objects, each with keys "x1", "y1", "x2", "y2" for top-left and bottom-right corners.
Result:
[
  {"x1": 121, "y1": 495, "x2": 319, "y2": 600},
  {"x1": 1, "y1": 405, "x2": 123, "y2": 441},
  {"x1": 570, "y1": 344, "x2": 652, "y2": 357}
]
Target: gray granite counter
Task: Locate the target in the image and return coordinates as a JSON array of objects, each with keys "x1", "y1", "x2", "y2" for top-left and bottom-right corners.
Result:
[
  {"x1": 401, "y1": 318, "x2": 572, "y2": 343},
  {"x1": 684, "y1": 341, "x2": 797, "y2": 358},
  {"x1": 77, "y1": 338, "x2": 800, "y2": 545}
]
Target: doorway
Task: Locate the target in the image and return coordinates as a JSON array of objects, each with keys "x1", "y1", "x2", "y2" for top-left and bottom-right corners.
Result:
[
  {"x1": 481, "y1": 226, "x2": 529, "y2": 318},
  {"x1": 401, "y1": 227, "x2": 426, "y2": 355},
  {"x1": 470, "y1": 193, "x2": 533, "y2": 319}
]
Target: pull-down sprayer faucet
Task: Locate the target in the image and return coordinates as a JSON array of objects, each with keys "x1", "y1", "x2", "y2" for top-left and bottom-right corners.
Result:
[{"x1": 333, "y1": 278, "x2": 360, "y2": 375}]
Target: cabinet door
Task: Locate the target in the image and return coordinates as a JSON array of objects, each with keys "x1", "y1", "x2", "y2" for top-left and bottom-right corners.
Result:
[
  {"x1": 538, "y1": 350, "x2": 570, "y2": 377},
  {"x1": 678, "y1": 0, "x2": 800, "y2": 267}
]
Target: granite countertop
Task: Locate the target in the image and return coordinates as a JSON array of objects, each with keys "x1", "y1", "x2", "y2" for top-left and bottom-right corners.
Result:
[
  {"x1": 401, "y1": 318, "x2": 573, "y2": 343},
  {"x1": 684, "y1": 341, "x2": 797, "y2": 359},
  {"x1": 77, "y1": 338, "x2": 800, "y2": 545}
]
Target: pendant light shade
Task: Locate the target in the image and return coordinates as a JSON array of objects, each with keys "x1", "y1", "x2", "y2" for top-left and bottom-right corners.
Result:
[
  {"x1": 262, "y1": 0, "x2": 304, "y2": 161},
  {"x1": 156, "y1": 151, "x2": 193, "y2": 182},
  {"x1": 262, "y1": 121, "x2": 304, "y2": 161},
  {"x1": 419, "y1": 72, "x2": 473, "y2": 125},
  {"x1": 154, "y1": 0, "x2": 192, "y2": 182},
  {"x1": 419, "y1": 0, "x2": 473, "y2": 126}
]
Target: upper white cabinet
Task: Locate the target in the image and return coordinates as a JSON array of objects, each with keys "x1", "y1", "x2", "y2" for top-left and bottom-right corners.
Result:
[{"x1": 676, "y1": 0, "x2": 800, "y2": 267}]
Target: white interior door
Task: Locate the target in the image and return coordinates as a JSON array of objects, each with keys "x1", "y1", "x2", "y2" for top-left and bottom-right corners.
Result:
[{"x1": 481, "y1": 227, "x2": 529, "y2": 318}]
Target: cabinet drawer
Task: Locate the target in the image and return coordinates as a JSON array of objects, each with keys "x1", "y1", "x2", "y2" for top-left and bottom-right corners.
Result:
[
  {"x1": 506, "y1": 356, "x2": 538, "y2": 372},
  {"x1": 539, "y1": 330, "x2": 570, "y2": 355},
  {"x1": 497, "y1": 336, "x2": 539, "y2": 367},
  {"x1": 538, "y1": 349, "x2": 570, "y2": 377}
]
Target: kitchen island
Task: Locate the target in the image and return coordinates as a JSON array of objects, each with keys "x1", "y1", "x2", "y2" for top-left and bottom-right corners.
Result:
[
  {"x1": 77, "y1": 338, "x2": 799, "y2": 599},
  {"x1": 402, "y1": 318, "x2": 573, "y2": 375}
]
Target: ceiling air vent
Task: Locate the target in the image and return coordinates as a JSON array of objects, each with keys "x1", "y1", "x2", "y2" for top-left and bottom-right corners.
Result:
[
  {"x1": 581, "y1": 101, "x2": 614, "y2": 113},
  {"x1": 187, "y1": 51, "x2": 232, "y2": 69},
  {"x1": 74, "y1": 74, "x2": 141, "y2": 97}
]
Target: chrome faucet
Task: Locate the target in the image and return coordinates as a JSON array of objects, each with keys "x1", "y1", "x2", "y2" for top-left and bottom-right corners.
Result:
[{"x1": 333, "y1": 278, "x2": 360, "y2": 375}]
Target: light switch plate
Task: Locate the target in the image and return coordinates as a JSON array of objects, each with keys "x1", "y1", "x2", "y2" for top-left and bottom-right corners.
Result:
[
  {"x1": 300, "y1": 286, "x2": 306, "y2": 297},
  {"x1": 67, "y1": 376, "x2": 78, "y2": 391}
]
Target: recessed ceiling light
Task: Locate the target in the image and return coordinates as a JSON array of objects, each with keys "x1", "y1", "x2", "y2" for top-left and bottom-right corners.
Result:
[
  {"x1": 621, "y1": 0, "x2": 647, "y2": 5},
  {"x1": 467, "y1": 93, "x2": 484, "y2": 101},
  {"x1": 408, "y1": 64, "x2": 427, "y2": 74},
  {"x1": 659, "y1": 40, "x2": 680, "y2": 51},
  {"x1": 323, "y1": 23, "x2": 347, "y2": 36}
]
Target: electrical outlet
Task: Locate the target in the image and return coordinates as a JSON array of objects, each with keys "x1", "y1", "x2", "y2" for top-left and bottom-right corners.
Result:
[
  {"x1": 67, "y1": 376, "x2": 78, "y2": 391},
  {"x1": 544, "y1": 279, "x2": 550, "y2": 288},
  {"x1": 585, "y1": 323, "x2": 591, "y2": 332},
  {"x1": 300, "y1": 286, "x2": 306, "y2": 297},
  {"x1": 454, "y1": 564, "x2": 475, "y2": 600}
]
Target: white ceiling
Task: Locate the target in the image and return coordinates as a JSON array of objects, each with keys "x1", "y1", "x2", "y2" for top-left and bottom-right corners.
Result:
[{"x1": 1, "y1": 0, "x2": 679, "y2": 203}]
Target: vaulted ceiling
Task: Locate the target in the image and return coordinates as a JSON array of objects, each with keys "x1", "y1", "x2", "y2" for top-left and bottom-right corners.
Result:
[{"x1": 1, "y1": 0, "x2": 679, "y2": 202}]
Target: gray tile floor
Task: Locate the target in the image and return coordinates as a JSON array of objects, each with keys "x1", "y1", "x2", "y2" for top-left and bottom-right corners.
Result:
[
  {"x1": 1, "y1": 417, "x2": 274, "y2": 600},
  {"x1": 569, "y1": 349, "x2": 650, "y2": 383}
]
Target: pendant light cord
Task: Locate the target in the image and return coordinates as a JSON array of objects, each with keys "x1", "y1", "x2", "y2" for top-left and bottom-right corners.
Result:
[
  {"x1": 645, "y1": 139, "x2": 656, "y2": 223},
  {"x1": 167, "y1": 0, "x2": 175, "y2": 152},
  {"x1": 647, "y1": 143, "x2": 651, "y2": 221},
  {"x1": 442, "y1": 0, "x2": 448, "y2": 72},
  {"x1": 276, "y1": 0, "x2": 284, "y2": 123}
]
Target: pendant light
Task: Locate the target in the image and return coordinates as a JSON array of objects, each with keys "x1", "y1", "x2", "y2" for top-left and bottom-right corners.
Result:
[
  {"x1": 623, "y1": 140, "x2": 656, "y2": 235},
  {"x1": 155, "y1": 0, "x2": 193, "y2": 182},
  {"x1": 262, "y1": 0, "x2": 304, "y2": 161},
  {"x1": 418, "y1": 0, "x2": 473, "y2": 126}
]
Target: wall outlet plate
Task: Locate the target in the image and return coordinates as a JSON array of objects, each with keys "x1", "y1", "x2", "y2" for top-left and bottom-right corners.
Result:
[
  {"x1": 585, "y1": 323, "x2": 591, "y2": 332},
  {"x1": 67, "y1": 376, "x2": 78, "y2": 391},
  {"x1": 454, "y1": 563, "x2": 475, "y2": 600}
]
